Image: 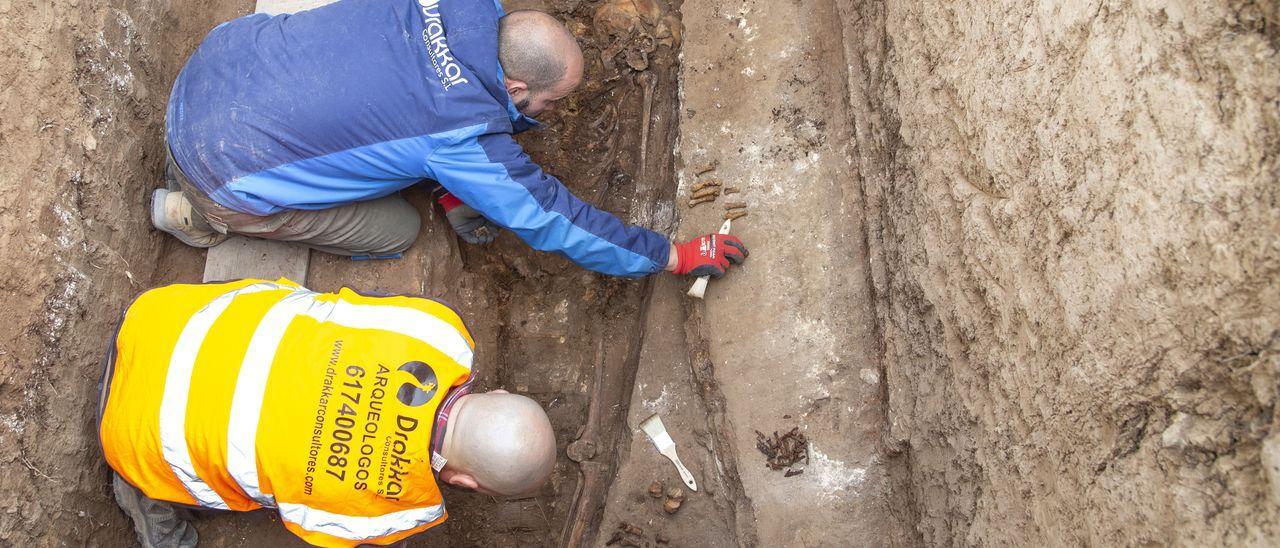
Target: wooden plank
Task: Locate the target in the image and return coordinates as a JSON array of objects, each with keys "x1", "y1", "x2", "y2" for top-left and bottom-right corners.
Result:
[
  {"x1": 201, "y1": 0, "x2": 338, "y2": 284},
  {"x1": 255, "y1": 0, "x2": 331, "y2": 15},
  {"x1": 203, "y1": 237, "x2": 311, "y2": 283}
]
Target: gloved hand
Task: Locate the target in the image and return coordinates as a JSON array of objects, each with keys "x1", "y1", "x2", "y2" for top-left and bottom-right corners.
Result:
[
  {"x1": 438, "y1": 191, "x2": 498, "y2": 244},
  {"x1": 671, "y1": 234, "x2": 748, "y2": 277}
]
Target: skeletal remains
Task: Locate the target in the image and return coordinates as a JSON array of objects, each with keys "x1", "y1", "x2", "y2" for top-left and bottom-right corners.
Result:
[{"x1": 754, "y1": 427, "x2": 809, "y2": 475}]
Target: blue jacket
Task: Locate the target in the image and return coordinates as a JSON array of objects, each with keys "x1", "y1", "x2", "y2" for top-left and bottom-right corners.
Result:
[{"x1": 166, "y1": 0, "x2": 670, "y2": 277}]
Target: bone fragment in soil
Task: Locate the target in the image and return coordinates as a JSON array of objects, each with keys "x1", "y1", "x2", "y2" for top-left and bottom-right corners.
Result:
[
  {"x1": 723, "y1": 186, "x2": 740, "y2": 194},
  {"x1": 648, "y1": 480, "x2": 664, "y2": 498},
  {"x1": 690, "y1": 179, "x2": 722, "y2": 192},
  {"x1": 693, "y1": 159, "x2": 719, "y2": 175},
  {"x1": 725, "y1": 210, "x2": 748, "y2": 221},
  {"x1": 723, "y1": 201, "x2": 747, "y2": 210},
  {"x1": 754, "y1": 427, "x2": 809, "y2": 474},
  {"x1": 691, "y1": 187, "x2": 721, "y2": 200},
  {"x1": 606, "y1": 521, "x2": 650, "y2": 547},
  {"x1": 689, "y1": 195, "x2": 717, "y2": 207},
  {"x1": 637, "y1": 71, "x2": 656, "y2": 176}
]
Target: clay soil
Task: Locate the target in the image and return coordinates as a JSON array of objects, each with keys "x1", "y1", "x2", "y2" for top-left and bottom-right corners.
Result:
[
  {"x1": 0, "y1": 0, "x2": 255, "y2": 544},
  {"x1": 841, "y1": 0, "x2": 1280, "y2": 545}
]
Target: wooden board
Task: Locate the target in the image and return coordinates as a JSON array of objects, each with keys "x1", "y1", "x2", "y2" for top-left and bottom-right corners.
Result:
[
  {"x1": 201, "y1": 0, "x2": 337, "y2": 284},
  {"x1": 254, "y1": 0, "x2": 331, "y2": 15},
  {"x1": 202, "y1": 237, "x2": 311, "y2": 283}
]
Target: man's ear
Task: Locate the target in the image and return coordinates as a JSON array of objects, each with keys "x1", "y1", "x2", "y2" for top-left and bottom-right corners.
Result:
[
  {"x1": 505, "y1": 78, "x2": 528, "y2": 97},
  {"x1": 440, "y1": 468, "x2": 479, "y2": 491}
]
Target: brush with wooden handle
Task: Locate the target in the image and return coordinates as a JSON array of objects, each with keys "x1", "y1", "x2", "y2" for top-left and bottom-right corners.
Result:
[{"x1": 640, "y1": 414, "x2": 698, "y2": 491}]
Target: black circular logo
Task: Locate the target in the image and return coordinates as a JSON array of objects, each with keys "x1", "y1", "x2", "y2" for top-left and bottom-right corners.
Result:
[{"x1": 395, "y1": 361, "x2": 439, "y2": 407}]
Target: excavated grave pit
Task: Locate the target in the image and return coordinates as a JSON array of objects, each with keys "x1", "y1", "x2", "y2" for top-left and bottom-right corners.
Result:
[
  {"x1": 149, "y1": 0, "x2": 687, "y2": 546},
  {"x1": 6, "y1": 0, "x2": 1275, "y2": 546}
]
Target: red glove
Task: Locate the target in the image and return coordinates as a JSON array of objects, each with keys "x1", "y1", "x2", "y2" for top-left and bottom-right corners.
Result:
[
  {"x1": 672, "y1": 234, "x2": 749, "y2": 277},
  {"x1": 436, "y1": 191, "x2": 463, "y2": 213}
]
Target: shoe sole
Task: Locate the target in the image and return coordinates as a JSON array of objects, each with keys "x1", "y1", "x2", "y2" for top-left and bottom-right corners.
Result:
[
  {"x1": 112, "y1": 475, "x2": 198, "y2": 548},
  {"x1": 150, "y1": 189, "x2": 221, "y2": 249}
]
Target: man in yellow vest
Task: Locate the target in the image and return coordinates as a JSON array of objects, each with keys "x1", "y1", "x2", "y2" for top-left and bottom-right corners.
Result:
[{"x1": 98, "y1": 279, "x2": 557, "y2": 547}]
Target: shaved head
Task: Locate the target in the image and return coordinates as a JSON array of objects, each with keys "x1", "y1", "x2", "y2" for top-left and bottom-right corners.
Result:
[
  {"x1": 439, "y1": 392, "x2": 556, "y2": 496},
  {"x1": 498, "y1": 10, "x2": 584, "y2": 116}
]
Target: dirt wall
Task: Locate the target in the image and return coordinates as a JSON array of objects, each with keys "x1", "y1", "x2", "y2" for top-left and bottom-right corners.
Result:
[
  {"x1": 840, "y1": 0, "x2": 1280, "y2": 545},
  {"x1": 0, "y1": 1, "x2": 251, "y2": 544}
]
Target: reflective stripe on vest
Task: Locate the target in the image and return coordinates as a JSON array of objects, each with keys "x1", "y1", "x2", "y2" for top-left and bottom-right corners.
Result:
[
  {"x1": 159, "y1": 282, "x2": 289, "y2": 509},
  {"x1": 277, "y1": 501, "x2": 445, "y2": 541},
  {"x1": 224, "y1": 291, "x2": 477, "y2": 507},
  {"x1": 227, "y1": 290, "x2": 321, "y2": 506},
  {"x1": 108, "y1": 279, "x2": 473, "y2": 545}
]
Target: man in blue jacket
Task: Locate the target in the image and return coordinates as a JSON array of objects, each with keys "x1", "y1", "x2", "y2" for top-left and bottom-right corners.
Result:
[{"x1": 151, "y1": 0, "x2": 747, "y2": 279}]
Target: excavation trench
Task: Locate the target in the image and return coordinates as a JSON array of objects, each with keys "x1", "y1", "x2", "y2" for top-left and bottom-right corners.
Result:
[
  {"x1": 153, "y1": 0, "x2": 691, "y2": 546},
  {"x1": 7, "y1": 0, "x2": 1277, "y2": 546},
  {"x1": 0, "y1": 0, "x2": 694, "y2": 545}
]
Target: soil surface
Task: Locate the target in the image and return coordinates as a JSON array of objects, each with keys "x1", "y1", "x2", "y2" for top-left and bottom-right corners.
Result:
[
  {"x1": 841, "y1": 0, "x2": 1280, "y2": 545},
  {"x1": 0, "y1": 1, "x2": 254, "y2": 545},
  {"x1": 657, "y1": 0, "x2": 897, "y2": 545}
]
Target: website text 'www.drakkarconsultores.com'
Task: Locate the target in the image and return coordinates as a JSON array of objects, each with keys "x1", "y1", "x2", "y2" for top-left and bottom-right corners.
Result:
[{"x1": 304, "y1": 339, "x2": 421, "y2": 500}]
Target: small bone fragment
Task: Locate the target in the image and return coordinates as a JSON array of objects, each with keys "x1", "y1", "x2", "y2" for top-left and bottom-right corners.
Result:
[
  {"x1": 690, "y1": 180, "x2": 721, "y2": 193},
  {"x1": 648, "y1": 481, "x2": 664, "y2": 498},
  {"x1": 663, "y1": 498, "x2": 682, "y2": 514},
  {"x1": 724, "y1": 210, "x2": 748, "y2": 221},
  {"x1": 621, "y1": 522, "x2": 644, "y2": 536},
  {"x1": 693, "y1": 160, "x2": 718, "y2": 175},
  {"x1": 655, "y1": 533, "x2": 671, "y2": 545},
  {"x1": 691, "y1": 187, "x2": 721, "y2": 200},
  {"x1": 723, "y1": 186, "x2": 741, "y2": 194},
  {"x1": 723, "y1": 201, "x2": 747, "y2": 210},
  {"x1": 689, "y1": 196, "x2": 717, "y2": 207},
  {"x1": 666, "y1": 486, "x2": 685, "y2": 502}
]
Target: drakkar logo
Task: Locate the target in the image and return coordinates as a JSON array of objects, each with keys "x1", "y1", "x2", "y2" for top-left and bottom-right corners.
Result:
[
  {"x1": 416, "y1": 0, "x2": 470, "y2": 91},
  {"x1": 395, "y1": 361, "x2": 439, "y2": 407}
]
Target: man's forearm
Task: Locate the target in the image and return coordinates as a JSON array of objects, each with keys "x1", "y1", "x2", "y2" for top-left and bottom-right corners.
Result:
[{"x1": 665, "y1": 243, "x2": 678, "y2": 272}]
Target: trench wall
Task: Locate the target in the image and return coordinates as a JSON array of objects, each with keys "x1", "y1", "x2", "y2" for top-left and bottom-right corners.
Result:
[
  {"x1": 0, "y1": 1, "x2": 251, "y2": 544},
  {"x1": 839, "y1": 0, "x2": 1280, "y2": 545}
]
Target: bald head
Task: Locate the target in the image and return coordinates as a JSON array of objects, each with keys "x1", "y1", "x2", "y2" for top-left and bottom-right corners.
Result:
[
  {"x1": 439, "y1": 391, "x2": 556, "y2": 496},
  {"x1": 498, "y1": 10, "x2": 584, "y2": 116}
]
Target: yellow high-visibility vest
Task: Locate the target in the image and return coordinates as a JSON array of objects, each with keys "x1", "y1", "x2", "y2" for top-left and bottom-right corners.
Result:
[{"x1": 100, "y1": 279, "x2": 475, "y2": 547}]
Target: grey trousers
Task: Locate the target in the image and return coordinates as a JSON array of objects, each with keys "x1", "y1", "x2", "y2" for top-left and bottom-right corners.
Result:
[{"x1": 165, "y1": 153, "x2": 422, "y2": 256}]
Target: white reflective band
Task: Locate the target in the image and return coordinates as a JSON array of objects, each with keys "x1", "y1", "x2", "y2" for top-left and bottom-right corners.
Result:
[
  {"x1": 277, "y1": 501, "x2": 445, "y2": 541},
  {"x1": 227, "y1": 291, "x2": 323, "y2": 506},
  {"x1": 225, "y1": 291, "x2": 471, "y2": 507},
  {"x1": 159, "y1": 282, "x2": 286, "y2": 510},
  {"x1": 315, "y1": 300, "x2": 474, "y2": 369}
]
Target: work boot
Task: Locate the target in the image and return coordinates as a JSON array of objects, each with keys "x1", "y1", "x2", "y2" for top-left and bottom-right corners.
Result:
[
  {"x1": 112, "y1": 474, "x2": 198, "y2": 548},
  {"x1": 150, "y1": 189, "x2": 228, "y2": 248}
]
